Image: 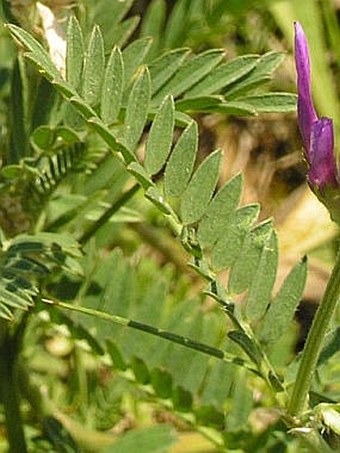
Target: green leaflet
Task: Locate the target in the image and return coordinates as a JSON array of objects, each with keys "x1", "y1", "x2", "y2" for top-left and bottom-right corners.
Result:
[
  {"x1": 0, "y1": 286, "x2": 34, "y2": 310},
  {"x1": 88, "y1": 117, "x2": 135, "y2": 163},
  {"x1": 0, "y1": 301, "x2": 19, "y2": 320},
  {"x1": 106, "y1": 340, "x2": 127, "y2": 370},
  {"x1": 228, "y1": 220, "x2": 274, "y2": 295},
  {"x1": 6, "y1": 24, "x2": 61, "y2": 82},
  {"x1": 31, "y1": 125, "x2": 81, "y2": 152},
  {"x1": 93, "y1": 0, "x2": 134, "y2": 28},
  {"x1": 245, "y1": 230, "x2": 278, "y2": 321},
  {"x1": 50, "y1": 77, "x2": 76, "y2": 99},
  {"x1": 185, "y1": 54, "x2": 259, "y2": 97},
  {"x1": 225, "y1": 51, "x2": 285, "y2": 98},
  {"x1": 103, "y1": 425, "x2": 177, "y2": 453},
  {"x1": 163, "y1": 0, "x2": 190, "y2": 49},
  {"x1": 123, "y1": 67, "x2": 151, "y2": 152},
  {"x1": 200, "y1": 359, "x2": 234, "y2": 407},
  {"x1": 78, "y1": 251, "x2": 238, "y2": 415},
  {"x1": 164, "y1": 121, "x2": 198, "y2": 198},
  {"x1": 227, "y1": 330, "x2": 262, "y2": 366},
  {"x1": 224, "y1": 370, "x2": 253, "y2": 432},
  {"x1": 145, "y1": 186, "x2": 173, "y2": 215},
  {"x1": 317, "y1": 327, "x2": 340, "y2": 367},
  {"x1": 93, "y1": 0, "x2": 137, "y2": 49},
  {"x1": 100, "y1": 46, "x2": 124, "y2": 124},
  {"x1": 41, "y1": 418, "x2": 80, "y2": 453},
  {"x1": 82, "y1": 25, "x2": 105, "y2": 107},
  {"x1": 122, "y1": 37, "x2": 152, "y2": 86},
  {"x1": 0, "y1": 232, "x2": 81, "y2": 320},
  {"x1": 197, "y1": 174, "x2": 242, "y2": 249},
  {"x1": 260, "y1": 257, "x2": 308, "y2": 345},
  {"x1": 180, "y1": 150, "x2": 222, "y2": 225},
  {"x1": 237, "y1": 93, "x2": 297, "y2": 113},
  {"x1": 201, "y1": 100, "x2": 256, "y2": 116},
  {"x1": 150, "y1": 367, "x2": 173, "y2": 399},
  {"x1": 8, "y1": 57, "x2": 28, "y2": 163},
  {"x1": 70, "y1": 96, "x2": 96, "y2": 119},
  {"x1": 211, "y1": 204, "x2": 260, "y2": 271},
  {"x1": 66, "y1": 16, "x2": 84, "y2": 90},
  {"x1": 144, "y1": 95, "x2": 175, "y2": 175},
  {"x1": 30, "y1": 125, "x2": 54, "y2": 151},
  {"x1": 153, "y1": 49, "x2": 225, "y2": 101},
  {"x1": 149, "y1": 48, "x2": 190, "y2": 95},
  {"x1": 127, "y1": 162, "x2": 154, "y2": 189},
  {"x1": 175, "y1": 95, "x2": 224, "y2": 112},
  {"x1": 140, "y1": 0, "x2": 166, "y2": 60},
  {"x1": 172, "y1": 385, "x2": 193, "y2": 412},
  {"x1": 131, "y1": 356, "x2": 150, "y2": 384},
  {"x1": 109, "y1": 17, "x2": 140, "y2": 49}
]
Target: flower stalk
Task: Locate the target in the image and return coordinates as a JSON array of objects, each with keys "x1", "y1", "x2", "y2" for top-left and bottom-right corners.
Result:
[{"x1": 288, "y1": 245, "x2": 340, "y2": 416}]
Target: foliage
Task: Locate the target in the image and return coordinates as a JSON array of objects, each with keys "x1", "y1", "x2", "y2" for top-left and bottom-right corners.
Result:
[{"x1": 0, "y1": 1, "x2": 339, "y2": 452}]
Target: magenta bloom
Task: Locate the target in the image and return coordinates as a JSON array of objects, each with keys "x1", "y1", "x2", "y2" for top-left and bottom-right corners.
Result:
[{"x1": 294, "y1": 21, "x2": 339, "y2": 190}]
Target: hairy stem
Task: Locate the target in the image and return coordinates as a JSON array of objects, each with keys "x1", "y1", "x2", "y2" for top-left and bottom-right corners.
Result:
[{"x1": 288, "y1": 246, "x2": 340, "y2": 416}]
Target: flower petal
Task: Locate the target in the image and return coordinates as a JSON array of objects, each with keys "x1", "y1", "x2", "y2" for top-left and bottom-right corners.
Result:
[
  {"x1": 308, "y1": 118, "x2": 338, "y2": 189},
  {"x1": 294, "y1": 21, "x2": 318, "y2": 155}
]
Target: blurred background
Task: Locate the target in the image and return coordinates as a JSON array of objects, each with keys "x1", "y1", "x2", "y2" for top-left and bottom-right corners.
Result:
[{"x1": 0, "y1": 1, "x2": 340, "y2": 451}]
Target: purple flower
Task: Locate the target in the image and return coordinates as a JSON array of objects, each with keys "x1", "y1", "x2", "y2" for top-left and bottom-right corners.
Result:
[{"x1": 294, "y1": 21, "x2": 339, "y2": 190}]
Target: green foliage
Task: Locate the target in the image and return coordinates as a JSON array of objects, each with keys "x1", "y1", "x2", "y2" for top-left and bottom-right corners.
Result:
[
  {"x1": 0, "y1": 232, "x2": 81, "y2": 320},
  {"x1": 3, "y1": 6, "x2": 307, "y2": 400},
  {"x1": 104, "y1": 425, "x2": 177, "y2": 453},
  {"x1": 0, "y1": 3, "x2": 338, "y2": 452}
]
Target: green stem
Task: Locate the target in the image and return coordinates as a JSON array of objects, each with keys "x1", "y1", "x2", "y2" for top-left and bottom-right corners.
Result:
[
  {"x1": 42, "y1": 298, "x2": 259, "y2": 376},
  {"x1": 288, "y1": 247, "x2": 340, "y2": 416},
  {"x1": 0, "y1": 333, "x2": 27, "y2": 453},
  {"x1": 79, "y1": 183, "x2": 140, "y2": 245}
]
